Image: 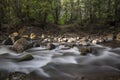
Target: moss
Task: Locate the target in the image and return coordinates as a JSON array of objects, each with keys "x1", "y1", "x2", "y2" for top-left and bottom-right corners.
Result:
[{"x1": 18, "y1": 54, "x2": 34, "y2": 62}]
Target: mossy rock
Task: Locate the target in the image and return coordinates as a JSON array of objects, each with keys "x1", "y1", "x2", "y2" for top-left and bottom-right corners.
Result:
[{"x1": 18, "y1": 54, "x2": 34, "y2": 62}]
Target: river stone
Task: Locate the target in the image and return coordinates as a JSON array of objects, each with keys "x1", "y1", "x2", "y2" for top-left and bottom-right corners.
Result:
[
  {"x1": 12, "y1": 32, "x2": 21, "y2": 42},
  {"x1": 12, "y1": 38, "x2": 33, "y2": 52},
  {"x1": 3, "y1": 37, "x2": 13, "y2": 45},
  {"x1": 79, "y1": 47, "x2": 92, "y2": 55},
  {"x1": 116, "y1": 33, "x2": 120, "y2": 41},
  {"x1": 47, "y1": 43, "x2": 56, "y2": 50},
  {"x1": 2, "y1": 34, "x2": 14, "y2": 45},
  {"x1": 18, "y1": 54, "x2": 34, "y2": 62}
]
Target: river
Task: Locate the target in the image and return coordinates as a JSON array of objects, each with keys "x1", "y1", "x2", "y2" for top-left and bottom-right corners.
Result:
[{"x1": 0, "y1": 44, "x2": 120, "y2": 80}]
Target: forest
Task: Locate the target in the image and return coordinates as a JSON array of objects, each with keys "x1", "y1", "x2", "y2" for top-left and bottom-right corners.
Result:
[
  {"x1": 0, "y1": 0, "x2": 120, "y2": 80},
  {"x1": 0, "y1": 0, "x2": 120, "y2": 32}
]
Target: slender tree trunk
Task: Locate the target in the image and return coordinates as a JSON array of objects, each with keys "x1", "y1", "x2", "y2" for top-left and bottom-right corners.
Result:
[
  {"x1": 89, "y1": 0, "x2": 93, "y2": 23},
  {"x1": 43, "y1": 12, "x2": 48, "y2": 24},
  {"x1": 6, "y1": 0, "x2": 11, "y2": 25},
  {"x1": 53, "y1": 0, "x2": 61, "y2": 24},
  {"x1": 0, "y1": 0, "x2": 2, "y2": 27},
  {"x1": 26, "y1": 0, "x2": 30, "y2": 23},
  {"x1": 77, "y1": 0, "x2": 82, "y2": 25},
  {"x1": 69, "y1": 0, "x2": 74, "y2": 23},
  {"x1": 108, "y1": 0, "x2": 111, "y2": 14},
  {"x1": 98, "y1": 0, "x2": 101, "y2": 20},
  {"x1": 84, "y1": 0, "x2": 89, "y2": 20},
  {"x1": 114, "y1": 0, "x2": 118, "y2": 23}
]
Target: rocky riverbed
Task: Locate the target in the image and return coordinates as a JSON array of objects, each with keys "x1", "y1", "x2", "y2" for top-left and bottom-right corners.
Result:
[
  {"x1": 0, "y1": 29, "x2": 120, "y2": 80},
  {"x1": 0, "y1": 42, "x2": 120, "y2": 80}
]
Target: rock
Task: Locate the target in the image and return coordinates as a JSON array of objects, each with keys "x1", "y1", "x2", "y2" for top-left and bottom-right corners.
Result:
[
  {"x1": 12, "y1": 32, "x2": 21, "y2": 42},
  {"x1": 33, "y1": 42, "x2": 40, "y2": 47},
  {"x1": 12, "y1": 38, "x2": 33, "y2": 52},
  {"x1": 18, "y1": 54, "x2": 34, "y2": 62},
  {"x1": 79, "y1": 47, "x2": 92, "y2": 55},
  {"x1": 80, "y1": 41, "x2": 90, "y2": 46},
  {"x1": 106, "y1": 34, "x2": 114, "y2": 41},
  {"x1": 14, "y1": 36, "x2": 21, "y2": 42},
  {"x1": 116, "y1": 33, "x2": 120, "y2": 41},
  {"x1": 92, "y1": 39, "x2": 98, "y2": 44},
  {"x1": 3, "y1": 38, "x2": 13, "y2": 45},
  {"x1": 30, "y1": 33, "x2": 36, "y2": 39},
  {"x1": 62, "y1": 38, "x2": 68, "y2": 42},
  {"x1": 3, "y1": 34, "x2": 14, "y2": 45},
  {"x1": 47, "y1": 43, "x2": 56, "y2": 50},
  {"x1": 22, "y1": 35, "x2": 29, "y2": 38},
  {"x1": 67, "y1": 38, "x2": 76, "y2": 43},
  {"x1": 62, "y1": 43, "x2": 75, "y2": 48},
  {"x1": 41, "y1": 34, "x2": 45, "y2": 38},
  {"x1": 2, "y1": 32, "x2": 21, "y2": 45}
]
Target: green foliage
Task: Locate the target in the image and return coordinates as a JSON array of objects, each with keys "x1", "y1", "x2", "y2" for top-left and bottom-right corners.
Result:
[{"x1": 0, "y1": 0, "x2": 120, "y2": 27}]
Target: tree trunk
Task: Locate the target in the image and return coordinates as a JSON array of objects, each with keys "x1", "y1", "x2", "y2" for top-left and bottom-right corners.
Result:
[
  {"x1": 98, "y1": 0, "x2": 101, "y2": 20},
  {"x1": 53, "y1": 0, "x2": 61, "y2": 24},
  {"x1": 114, "y1": 0, "x2": 118, "y2": 23},
  {"x1": 43, "y1": 12, "x2": 48, "y2": 24},
  {"x1": 77, "y1": 0, "x2": 82, "y2": 25},
  {"x1": 69, "y1": 0, "x2": 74, "y2": 23},
  {"x1": 89, "y1": 0, "x2": 93, "y2": 23},
  {"x1": 0, "y1": 0, "x2": 2, "y2": 27}
]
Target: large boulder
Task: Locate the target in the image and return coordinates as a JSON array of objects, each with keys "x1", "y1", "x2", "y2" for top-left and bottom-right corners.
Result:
[
  {"x1": 12, "y1": 38, "x2": 33, "y2": 52},
  {"x1": 79, "y1": 47, "x2": 92, "y2": 55}
]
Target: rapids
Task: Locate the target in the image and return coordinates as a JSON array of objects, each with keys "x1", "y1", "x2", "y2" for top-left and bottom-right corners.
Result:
[{"x1": 0, "y1": 44, "x2": 120, "y2": 79}]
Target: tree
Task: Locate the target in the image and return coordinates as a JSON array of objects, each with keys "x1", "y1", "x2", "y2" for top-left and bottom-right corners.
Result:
[{"x1": 52, "y1": 0, "x2": 61, "y2": 24}]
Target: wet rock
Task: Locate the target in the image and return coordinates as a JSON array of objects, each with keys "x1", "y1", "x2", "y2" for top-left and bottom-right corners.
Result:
[
  {"x1": 92, "y1": 39, "x2": 98, "y2": 44},
  {"x1": 3, "y1": 38, "x2": 13, "y2": 45},
  {"x1": 33, "y1": 43, "x2": 40, "y2": 47},
  {"x1": 18, "y1": 54, "x2": 34, "y2": 62},
  {"x1": 12, "y1": 38, "x2": 33, "y2": 52},
  {"x1": 63, "y1": 43, "x2": 75, "y2": 48},
  {"x1": 2, "y1": 35, "x2": 14, "y2": 45},
  {"x1": 79, "y1": 47, "x2": 92, "y2": 55},
  {"x1": 47, "y1": 43, "x2": 56, "y2": 50},
  {"x1": 2, "y1": 32, "x2": 20, "y2": 45}
]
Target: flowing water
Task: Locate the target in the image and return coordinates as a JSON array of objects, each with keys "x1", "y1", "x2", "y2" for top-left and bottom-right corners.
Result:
[{"x1": 0, "y1": 44, "x2": 120, "y2": 80}]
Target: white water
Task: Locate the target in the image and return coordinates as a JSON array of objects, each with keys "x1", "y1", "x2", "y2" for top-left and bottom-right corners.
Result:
[{"x1": 0, "y1": 44, "x2": 120, "y2": 78}]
